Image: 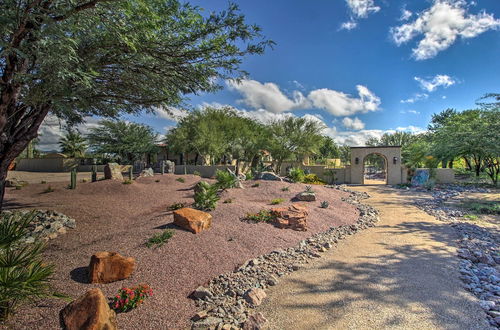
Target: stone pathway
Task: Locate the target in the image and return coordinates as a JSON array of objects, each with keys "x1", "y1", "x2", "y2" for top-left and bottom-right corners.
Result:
[{"x1": 256, "y1": 185, "x2": 492, "y2": 329}]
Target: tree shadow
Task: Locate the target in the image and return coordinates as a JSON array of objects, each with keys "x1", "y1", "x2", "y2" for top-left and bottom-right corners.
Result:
[{"x1": 268, "y1": 220, "x2": 489, "y2": 329}]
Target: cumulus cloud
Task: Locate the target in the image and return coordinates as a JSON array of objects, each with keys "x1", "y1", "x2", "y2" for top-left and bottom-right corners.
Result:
[
  {"x1": 308, "y1": 85, "x2": 381, "y2": 116},
  {"x1": 226, "y1": 79, "x2": 309, "y2": 113},
  {"x1": 400, "y1": 110, "x2": 421, "y2": 115},
  {"x1": 390, "y1": 0, "x2": 500, "y2": 60},
  {"x1": 415, "y1": 74, "x2": 456, "y2": 92},
  {"x1": 155, "y1": 106, "x2": 189, "y2": 122},
  {"x1": 400, "y1": 93, "x2": 429, "y2": 103},
  {"x1": 37, "y1": 115, "x2": 101, "y2": 151},
  {"x1": 340, "y1": 0, "x2": 380, "y2": 30},
  {"x1": 342, "y1": 117, "x2": 365, "y2": 130},
  {"x1": 227, "y1": 79, "x2": 381, "y2": 117}
]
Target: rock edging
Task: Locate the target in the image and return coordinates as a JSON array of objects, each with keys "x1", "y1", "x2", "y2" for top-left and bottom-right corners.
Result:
[{"x1": 190, "y1": 185, "x2": 379, "y2": 329}]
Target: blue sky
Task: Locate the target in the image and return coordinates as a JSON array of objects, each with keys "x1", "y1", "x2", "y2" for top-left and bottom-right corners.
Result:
[{"x1": 39, "y1": 0, "x2": 500, "y2": 150}]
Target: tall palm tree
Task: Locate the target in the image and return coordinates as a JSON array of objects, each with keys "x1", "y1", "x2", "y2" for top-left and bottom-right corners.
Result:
[{"x1": 59, "y1": 130, "x2": 87, "y2": 158}]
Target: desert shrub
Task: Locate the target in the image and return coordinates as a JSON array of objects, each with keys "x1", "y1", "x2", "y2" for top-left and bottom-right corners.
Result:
[
  {"x1": 122, "y1": 179, "x2": 133, "y2": 185},
  {"x1": 0, "y1": 212, "x2": 55, "y2": 321},
  {"x1": 215, "y1": 170, "x2": 236, "y2": 190},
  {"x1": 111, "y1": 284, "x2": 153, "y2": 313},
  {"x1": 270, "y1": 198, "x2": 284, "y2": 205},
  {"x1": 146, "y1": 230, "x2": 174, "y2": 248},
  {"x1": 194, "y1": 181, "x2": 220, "y2": 211},
  {"x1": 176, "y1": 177, "x2": 185, "y2": 183},
  {"x1": 281, "y1": 186, "x2": 289, "y2": 192},
  {"x1": 193, "y1": 171, "x2": 201, "y2": 177},
  {"x1": 288, "y1": 167, "x2": 305, "y2": 183},
  {"x1": 423, "y1": 179, "x2": 435, "y2": 191},
  {"x1": 43, "y1": 185, "x2": 55, "y2": 193},
  {"x1": 168, "y1": 202, "x2": 185, "y2": 211},
  {"x1": 304, "y1": 185, "x2": 314, "y2": 193},
  {"x1": 251, "y1": 183, "x2": 260, "y2": 188},
  {"x1": 246, "y1": 210, "x2": 275, "y2": 222},
  {"x1": 14, "y1": 185, "x2": 22, "y2": 190},
  {"x1": 463, "y1": 214, "x2": 479, "y2": 221},
  {"x1": 320, "y1": 201, "x2": 329, "y2": 208},
  {"x1": 302, "y1": 174, "x2": 325, "y2": 185},
  {"x1": 245, "y1": 172, "x2": 254, "y2": 180},
  {"x1": 462, "y1": 201, "x2": 500, "y2": 215}
]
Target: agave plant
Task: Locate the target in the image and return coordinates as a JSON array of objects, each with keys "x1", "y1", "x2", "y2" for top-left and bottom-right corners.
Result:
[
  {"x1": 0, "y1": 212, "x2": 55, "y2": 321},
  {"x1": 193, "y1": 181, "x2": 220, "y2": 211}
]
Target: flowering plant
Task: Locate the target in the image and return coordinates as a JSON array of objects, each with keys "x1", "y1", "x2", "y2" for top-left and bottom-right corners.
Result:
[{"x1": 111, "y1": 284, "x2": 153, "y2": 312}]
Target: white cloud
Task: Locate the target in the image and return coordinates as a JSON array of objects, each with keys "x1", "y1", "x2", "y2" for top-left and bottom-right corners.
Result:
[
  {"x1": 340, "y1": 21, "x2": 358, "y2": 31},
  {"x1": 415, "y1": 74, "x2": 456, "y2": 92},
  {"x1": 442, "y1": 95, "x2": 447, "y2": 99},
  {"x1": 342, "y1": 117, "x2": 366, "y2": 130},
  {"x1": 400, "y1": 93, "x2": 429, "y2": 103},
  {"x1": 308, "y1": 85, "x2": 381, "y2": 116},
  {"x1": 37, "y1": 115, "x2": 101, "y2": 151},
  {"x1": 228, "y1": 79, "x2": 381, "y2": 117},
  {"x1": 390, "y1": 0, "x2": 500, "y2": 60},
  {"x1": 346, "y1": 0, "x2": 380, "y2": 18},
  {"x1": 400, "y1": 109, "x2": 421, "y2": 114},
  {"x1": 226, "y1": 79, "x2": 309, "y2": 113},
  {"x1": 400, "y1": 9, "x2": 413, "y2": 21},
  {"x1": 395, "y1": 125, "x2": 425, "y2": 133},
  {"x1": 155, "y1": 106, "x2": 189, "y2": 122}
]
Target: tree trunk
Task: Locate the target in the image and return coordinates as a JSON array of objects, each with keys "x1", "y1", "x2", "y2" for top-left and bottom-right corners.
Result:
[
  {"x1": 441, "y1": 160, "x2": 447, "y2": 168},
  {"x1": 448, "y1": 160, "x2": 453, "y2": 168}
]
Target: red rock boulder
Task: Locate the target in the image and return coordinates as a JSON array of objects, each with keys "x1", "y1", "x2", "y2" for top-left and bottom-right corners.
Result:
[
  {"x1": 61, "y1": 288, "x2": 117, "y2": 330},
  {"x1": 271, "y1": 204, "x2": 308, "y2": 231},
  {"x1": 88, "y1": 251, "x2": 136, "y2": 284},
  {"x1": 173, "y1": 208, "x2": 212, "y2": 234}
]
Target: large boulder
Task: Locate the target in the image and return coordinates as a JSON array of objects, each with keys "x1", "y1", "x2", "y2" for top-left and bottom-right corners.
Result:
[
  {"x1": 257, "y1": 172, "x2": 282, "y2": 181},
  {"x1": 296, "y1": 191, "x2": 316, "y2": 201},
  {"x1": 88, "y1": 251, "x2": 136, "y2": 284},
  {"x1": 60, "y1": 288, "x2": 117, "y2": 330},
  {"x1": 104, "y1": 163, "x2": 124, "y2": 180},
  {"x1": 173, "y1": 208, "x2": 212, "y2": 234},
  {"x1": 271, "y1": 204, "x2": 308, "y2": 231}
]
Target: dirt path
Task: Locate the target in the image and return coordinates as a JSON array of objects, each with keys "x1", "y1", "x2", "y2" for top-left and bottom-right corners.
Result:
[{"x1": 256, "y1": 185, "x2": 491, "y2": 329}]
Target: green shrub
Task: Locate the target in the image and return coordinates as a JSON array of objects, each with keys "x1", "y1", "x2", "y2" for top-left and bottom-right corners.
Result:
[
  {"x1": 43, "y1": 185, "x2": 55, "y2": 193},
  {"x1": 215, "y1": 170, "x2": 236, "y2": 190},
  {"x1": 0, "y1": 212, "x2": 56, "y2": 321},
  {"x1": 146, "y1": 230, "x2": 174, "y2": 248},
  {"x1": 320, "y1": 201, "x2": 329, "y2": 208},
  {"x1": 288, "y1": 167, "x2": 305, "y2": 183},
  {"x1": 168, "y1": 202, "x2": 185, "y2": 211},
  {"x1": 251, "y1": 183, "x2": 260, "y2": 188},
  {"x1": 193, "y1": 171, "x2": 201, "y2": 177},
  {"x1": 122, "y1": 179, "x2": 133, "y2": 185},
  {"x1": 302, "y1": 174, "x2": 325, "y2": 185},
  {"x1": 14, "y1": 185, "x2": 22, "y2": 190},
  {"x1": 194, "y1": 181, "x2": 220, "y2": 211},
  {"x1": 463, "y1": 214, "x2": 479, "y2": 221},
  {"x1": 246, "y1": 210, "x2": 275, "y2": 222},
  {"x1": 270, "y1": 198, "x2": 284, "y2": 205},
  {"x1": 281, "y1": 186, "x2": 289, "y2": 192},
  {"x1": 423, "y1": 179, "x2": 435, "y2": 191},
  {"x1": 245, "y1": 172, "x2": 254, "y2": 180},
  {"x1": 176, "y1": 177, "x2": 185, "y2": 183}
]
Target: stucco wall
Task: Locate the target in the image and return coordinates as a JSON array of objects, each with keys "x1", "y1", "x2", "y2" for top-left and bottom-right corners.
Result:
[
  {"x1": 350, "y1": 146, "x2": 403, "y2": 185},
  {"x1": 174, "y1": 165, "x2": 236, "y2": 178}
]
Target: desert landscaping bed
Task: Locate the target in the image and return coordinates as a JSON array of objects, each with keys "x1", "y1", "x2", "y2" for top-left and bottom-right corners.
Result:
[{"x1": 2, "y1": 175, "x2": 362, "y2": 329}]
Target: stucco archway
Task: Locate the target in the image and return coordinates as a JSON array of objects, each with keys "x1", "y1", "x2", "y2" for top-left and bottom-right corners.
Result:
[{"x1": 350, "y1": 146, "x2": 403, "y2": 185}]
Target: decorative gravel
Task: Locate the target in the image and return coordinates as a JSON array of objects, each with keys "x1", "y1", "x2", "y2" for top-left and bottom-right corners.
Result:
[
  {"x1": 2, "y1": 176, "x2": 360, "y2": 329},
  {"x1": 411, "y1": 184, "x2": 500, "y2": 328}
]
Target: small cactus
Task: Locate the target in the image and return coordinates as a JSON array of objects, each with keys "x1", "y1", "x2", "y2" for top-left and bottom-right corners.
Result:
[
  {"x1": 320, "y1": 201, "x2": 329, "y2": 208},
  {"x1": 305, "y1": 185, "x2": 314, "y2": 193}
]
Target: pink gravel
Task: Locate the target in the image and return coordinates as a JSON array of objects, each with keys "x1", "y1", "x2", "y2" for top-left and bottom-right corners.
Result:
[{"x1": 2, "y1": 175, "x2": 358, "y2": 329}]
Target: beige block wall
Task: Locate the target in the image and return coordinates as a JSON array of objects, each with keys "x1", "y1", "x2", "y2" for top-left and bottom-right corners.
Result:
[
  {"x1": 17, "y1": 158, "x2": 65, "y2": 172},
  {"x1": 350, "y1": 147, "x2": 403, "y2": 185}
]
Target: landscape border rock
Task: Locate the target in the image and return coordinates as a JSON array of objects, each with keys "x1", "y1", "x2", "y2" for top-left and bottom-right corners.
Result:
[{"x1": 190, "y1": 184, "x2": 379, "y2": 329}]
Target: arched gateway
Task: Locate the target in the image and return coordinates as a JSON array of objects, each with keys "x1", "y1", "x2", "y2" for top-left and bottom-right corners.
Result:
[{"x1": 350, "y1": 146, "x2": 404, "y2": 185}]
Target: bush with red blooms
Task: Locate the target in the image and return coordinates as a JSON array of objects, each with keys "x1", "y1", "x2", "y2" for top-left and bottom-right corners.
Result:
[{"x1": 111, "y1": 284, "x2": 153, "y2": 313}]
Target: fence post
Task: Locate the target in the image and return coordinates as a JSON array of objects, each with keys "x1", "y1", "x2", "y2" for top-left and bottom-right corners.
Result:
[
  {"x1": 161, "y1": 160, "x2": 165, "y2": 175},
  {"x1": 129, "y1": 166, "x2": 133, "y2": 181},
  {"x1": 70, "y1": 168, "x2": 77, "y2": 189}
]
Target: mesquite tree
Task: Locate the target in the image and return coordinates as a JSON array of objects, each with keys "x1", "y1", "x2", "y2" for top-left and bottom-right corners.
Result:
[{"x1": 0, "y1": 0, "x2": 272, "y2": 208}]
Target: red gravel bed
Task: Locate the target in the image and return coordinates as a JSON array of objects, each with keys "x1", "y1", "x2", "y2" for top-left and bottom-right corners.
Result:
[{"x1": 2, "y1": 175, "x2": 358, "y2": 329}]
